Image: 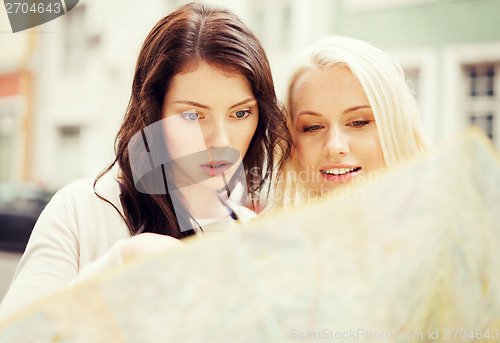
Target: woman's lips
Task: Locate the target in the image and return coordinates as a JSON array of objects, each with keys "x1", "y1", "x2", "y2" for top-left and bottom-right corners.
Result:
[
  {"x1": 200, "y1": 160, "x2": 233, "y2": 177},
  {"x1": 319, "y1": 165, "x2": 361, "y2": 183}
]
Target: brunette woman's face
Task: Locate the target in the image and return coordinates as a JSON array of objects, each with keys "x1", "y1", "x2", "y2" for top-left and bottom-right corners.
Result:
[
  {"x1": 161, "y1": 62, "x2": 259, "y2": 189},
  {"x1": 291, "y1": 66, "x2": 385, "y2": 195}
]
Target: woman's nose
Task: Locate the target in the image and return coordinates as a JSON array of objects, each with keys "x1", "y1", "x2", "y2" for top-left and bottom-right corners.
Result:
[
  {"x1": 203, "y1": 120, "x2": 230, "y2": 148},
  {"x1": 323, "y1": 127, "x2": 349, "y2": 157}
]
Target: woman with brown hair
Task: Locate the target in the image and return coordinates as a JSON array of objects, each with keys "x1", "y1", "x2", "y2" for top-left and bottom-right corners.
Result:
[{"x1": 0, "y1": 2, "x2": 291, "y2": 319}]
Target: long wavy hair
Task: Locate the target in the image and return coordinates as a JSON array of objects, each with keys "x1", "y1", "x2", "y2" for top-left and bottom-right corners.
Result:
[{"x1": 94, "y1": 2, "x2": 291, "y2": 238}]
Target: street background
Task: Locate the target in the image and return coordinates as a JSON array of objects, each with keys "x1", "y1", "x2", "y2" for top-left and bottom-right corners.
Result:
[{"x1": 1, "y1": 0, "x2": 500, "y2": 304}]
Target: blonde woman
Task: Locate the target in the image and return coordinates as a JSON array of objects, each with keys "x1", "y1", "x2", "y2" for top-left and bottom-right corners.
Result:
[{"x1": 275, "y1": 35, "x2": 429, "y2": 207}]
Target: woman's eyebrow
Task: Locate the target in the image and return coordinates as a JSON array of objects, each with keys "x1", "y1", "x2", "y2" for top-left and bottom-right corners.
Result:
[
  {"x1": 342, "y1": 105, "x2": 371, "y2": 115},
  {"x1": 171, "y1": 97, "x2": 256, "y2": 110},
  {"x1": 297, "y1": 105, "x2": 371, "y2": 118},
  {"x1": 172, "y1": 100, "x2": 210, "y2": 109},
  {"x1": 297, "y1": 110, "x2": 321, "y2": 117},
  {"x1": 228, "y1": 97, "x2": 257, "y2": 110}
]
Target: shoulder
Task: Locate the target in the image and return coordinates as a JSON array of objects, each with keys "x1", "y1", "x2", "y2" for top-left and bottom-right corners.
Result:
[
  {"x1": 33, "y1": 174, "x2": 129, "y2": 256},
  {"x1": 58, "y1": 175, "x2": 118, "y2": 197},
  {"x1": 40, "y1": 175, "x2": 125, "y2": 232},
  {"x1": 56, "y1": 175, "x2": 122, "y2": 212}
]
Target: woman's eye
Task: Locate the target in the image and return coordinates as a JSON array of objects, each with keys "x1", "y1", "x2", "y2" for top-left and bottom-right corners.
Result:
[
  {"x1": 348, "y1": 120, "x2": 370, "y2": 127},
  {"x1": 233, "y1": 110, "x2": 251, "y2": 119},
  {"x1": 180, "y1": 112, "x2": 201, "y2": 121},
  {"x1": 303, "y1": 124, "x2": 322, "y2": 133}
]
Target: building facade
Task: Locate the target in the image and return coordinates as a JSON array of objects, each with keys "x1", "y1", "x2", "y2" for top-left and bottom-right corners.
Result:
[
  {"x1": 334, "y1": 0, "x2": 500, "y2": 149},
  {"x1": 0, "y1": 10, "x2": 35, "y2": 183},
  {"x1": 1, "y1": 0, "x2": 498, "y2": 188}
]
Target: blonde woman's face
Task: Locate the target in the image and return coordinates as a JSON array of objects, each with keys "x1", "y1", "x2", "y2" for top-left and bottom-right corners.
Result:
[{"x1": 291, "y1": 66, "x2": 385, "y2": 194}]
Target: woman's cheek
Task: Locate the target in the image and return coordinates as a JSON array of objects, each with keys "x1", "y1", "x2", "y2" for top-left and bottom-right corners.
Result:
[
  {"x1": 163, "y1": 119, "x2": 206, "y2": 160},
  {"x1": 296, "y1": 141, "x2": 313, "y2": 170}
]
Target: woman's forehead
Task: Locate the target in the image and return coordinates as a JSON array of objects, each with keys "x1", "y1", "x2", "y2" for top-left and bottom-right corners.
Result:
[
  {"x1": 290, "y1": 66, "x2": 371, "y2": 117},
  {"x1": 176, "y1": 60, "x2": 245, "y2": 79}
]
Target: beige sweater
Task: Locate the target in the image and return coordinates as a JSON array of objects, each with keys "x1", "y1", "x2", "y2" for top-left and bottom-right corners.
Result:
[{"x1": 0, "y1": 176, "x2": 130, "y2": 320}]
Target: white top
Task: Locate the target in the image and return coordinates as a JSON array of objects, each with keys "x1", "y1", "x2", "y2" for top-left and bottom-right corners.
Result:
[
  {"x1": 0, "y1": 175, "x2": 255, "y2": 321},
  {"x1": 0, "y1": 176, "x2": 130, "y2": 320}
]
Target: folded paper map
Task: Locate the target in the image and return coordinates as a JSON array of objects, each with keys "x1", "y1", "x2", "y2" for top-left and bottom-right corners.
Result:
[{"x1": 0, "y1": 128, "x2": 499, "y2": 342}]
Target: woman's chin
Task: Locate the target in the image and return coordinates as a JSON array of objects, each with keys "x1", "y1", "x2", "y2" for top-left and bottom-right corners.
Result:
[{"x1": 196, "y1": 176, "x2": 229, "y2": 190}]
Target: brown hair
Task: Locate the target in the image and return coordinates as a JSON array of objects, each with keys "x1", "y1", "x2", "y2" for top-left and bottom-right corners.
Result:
[{"x1": 95, "y1": 2, "x2": 291, "y2": 238}]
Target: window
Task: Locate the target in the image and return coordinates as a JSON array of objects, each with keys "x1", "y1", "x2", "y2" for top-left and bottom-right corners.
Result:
[
  {"x1": 249, "y1": 0, "x2": 291, "y2": 51},
  {"x1": 56, "y1": 125, "x2": 82, "y2": 185},
  {"x1": 63, "y1": 4, "x2": 86, "y2": 71},
  {"x1": 252, "y1": 6, "x2": 265, "y2": 42},
  {"x1": 469, "y1": 113, "x2": 494, "y2": 140},
  {"x1": 58, "y1": 125, "x2": 80, "y2": 138},
  {"x1": 463, "y1": 63, "x2": 499, "y2": 149},
  {"x1": 469, "y1": 65, "x2": 494, "y2": 97},
  {"x1": 0, "y1": 110, "x2": 15, "y2": 181},
  {"x1": 280, "y1": 4, "x2": 291, "y2": 50},
  {"x1": 405, "y1": 68, "x2": 420, "y2": 100}
]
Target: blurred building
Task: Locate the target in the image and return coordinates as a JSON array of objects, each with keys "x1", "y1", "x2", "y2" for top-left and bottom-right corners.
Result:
[
  {"x1": 0, "y1": 0, "x2": 326, "y2": 190},
  {"x1": 332, "y1": 0, "x2": 500, "y2": 149},
  {"x1": 0, "y1": 0, "x2": 498, "y2": 189},
  {"x1": 27, "y1": 0, "x2": 178, "y2": 190},
  {"x1": 253, "y1": 0, "x2": 500, "y2": 148},
  {"x1": 0, "y1": 10, "x2": 35, "y2": 183},
  {"x1": 1, "y1": 0, "x2": 176, "y2": 189}
]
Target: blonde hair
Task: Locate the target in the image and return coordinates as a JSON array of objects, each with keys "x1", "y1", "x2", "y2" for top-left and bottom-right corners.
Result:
[
  {"x1": 286, "y1": 35, "x2": 428, "y2": 169},
  {"x1": 274, "y1": 35, "x2": 429, "y2": 208}
]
